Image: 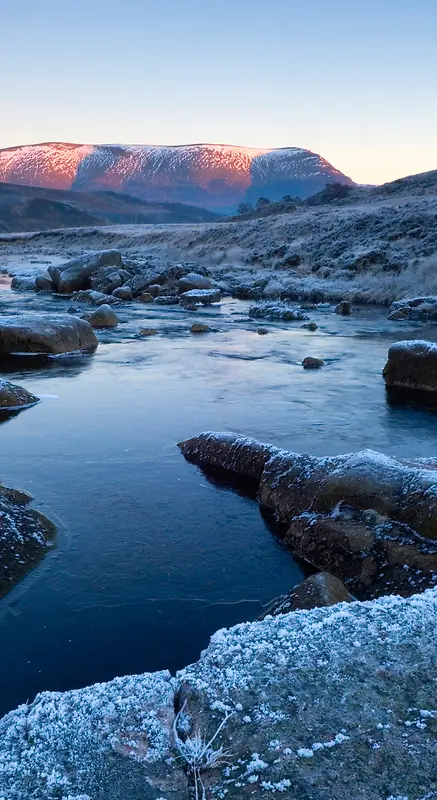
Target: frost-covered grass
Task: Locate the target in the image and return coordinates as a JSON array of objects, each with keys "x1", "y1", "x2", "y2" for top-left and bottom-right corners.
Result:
[{"x1": 173, "y1": 700, "x2": 233, "y2": 799}]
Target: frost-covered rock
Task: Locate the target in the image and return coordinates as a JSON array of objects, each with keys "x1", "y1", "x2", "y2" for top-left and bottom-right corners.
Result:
[
  {"x1": 178, "y1": 272, "x2": 214, "y2": 293},
  {"x1": 180, "y1": 288, "x2": 221, "y2": 305},
  {"x1": 112, "y1": 285, "x2": 133, "y2": 301},
  {"x1": 90, "y1": 267, "x2": 131, "y2": 296},
  {"x1": 71, "y1": 289, "x2": 119, "y2": 306},
  {"x1": 285, "y1": 505, "x2": 437, "y2": 598},
  {"x1": 178, "y1": 433, "x2": 437, "y2": 539},
  {"x1": 154, "y1": 295, "x2": 181, "y2": 306},
  {"x1": 10, "y1": 276, "x2": 37, "y2": 292},
  {"x1": 0, "y1": 486, "x2": 55, "y2": 598},
  {"x1": 389, "y1": 296, "x2": 437, "y2": 321},
  {"x1": 249, "y1": 302, "x2": 309, "y2": 321},
  {"x1": 138, "y1": 292, "x2": 154, "y2": 304},
  {"x1": 35, "y1": 272, "x2": 55, "y2": 293},
  {"x1": 335, "y1": 299, "x2": 352, "y2": 315},
  {"x1": 49, "y1": 250, "x2": 123, "y2": 294},
  {"x1": 0, "y1": 314, "x2": 98, "y2": 355},
  {"x1": 177, "y1": 589, "x2": 437, "y2": 799},
  {"x1": 83, "y1": 305, "x2": 119, "y2": 329},
  {"x1": 178, "y1": 432, "x2": 279, "y2": 485},
  {"x1": 383, "y1": 340, "x2": 437, "y2": 393},
  {"x1": 0, "y1": 379, "x2": 39, "y2": 410},
  {"x1": 0, "y1": 671, "x2": 187, "y2": 800},
  {"x1": 190, "y1": 323, "x2": 211, "y2": 333},
  {"x1": 263, "y1": 572, "x2": 354, "y2": 616},
  {"x1": 302, "y1": 356, "x2": 325, "y2": 369}
]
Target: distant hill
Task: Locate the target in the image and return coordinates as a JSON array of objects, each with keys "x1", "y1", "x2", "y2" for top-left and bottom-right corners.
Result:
[
  {"x1": 0, "y1": 142, "x2": 354, "y2": 212},
  {"x1": 0, "y1": 182, "x2": 220, "y2": 233}
]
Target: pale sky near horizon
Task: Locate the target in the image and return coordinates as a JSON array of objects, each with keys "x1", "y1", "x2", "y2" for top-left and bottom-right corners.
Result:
[{"x1": 1, "y1": 0, "x2": 436, "y2": 184}]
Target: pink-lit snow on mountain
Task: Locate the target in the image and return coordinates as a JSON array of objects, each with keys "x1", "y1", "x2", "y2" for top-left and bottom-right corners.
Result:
[{"x1": 0, "y1": 142, "x2": 354, "y2": 210}]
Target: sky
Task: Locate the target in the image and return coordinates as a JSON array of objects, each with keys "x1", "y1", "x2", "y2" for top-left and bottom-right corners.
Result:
[{"x1": 0, "y1": 0, "x2": 436, "y2": 185}]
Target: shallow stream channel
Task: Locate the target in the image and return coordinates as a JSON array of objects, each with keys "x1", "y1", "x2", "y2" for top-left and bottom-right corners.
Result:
[{"x1": 0, "y1": 284, "x2": 436, "y2": 717}]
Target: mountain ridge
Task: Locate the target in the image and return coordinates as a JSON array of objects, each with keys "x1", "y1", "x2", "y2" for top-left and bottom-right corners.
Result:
[
  {"x1": 0, "y1": 181, "x2": 220, "y2": 234},
  {"x1": 0, "y1": 141, "x2": 354, "y2": 211}
]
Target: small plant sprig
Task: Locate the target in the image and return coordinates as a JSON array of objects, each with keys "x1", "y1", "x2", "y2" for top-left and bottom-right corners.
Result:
[{"x1": 173, "y1": 700, "x2": 234, "y2": 800}]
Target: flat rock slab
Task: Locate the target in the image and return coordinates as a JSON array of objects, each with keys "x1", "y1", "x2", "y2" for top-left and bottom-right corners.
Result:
[
  {"x1": 0, "y1": 671, "x2": 188, "y2": 800},
  {"x1": 0, "y1": 314, "x2": 98, "y2": 354},
  {"x1": 249, "y1": 303, "x2": 309, "y2": 321},
  {"x1": 178, "y1": 590, "x2": 437, "y2": 799},
  {"x1": 180, "y1": 289, "x2": 221, "y2": 305}
]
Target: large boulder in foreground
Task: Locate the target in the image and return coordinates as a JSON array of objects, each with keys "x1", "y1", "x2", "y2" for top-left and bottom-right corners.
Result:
[
  {"x1": 0, "y1": 486, "x2": 56, "y2": 598},
  {"x1": 177, "y1": 589, "x2": 437, "y2": 799},
  {"x1": 178, "y1": 433, "x2": 437, "y2": 539},
  {"x1": 0, "y1": 314, "x2": 98, "y2": 354},
  {"x1": 0, "y1": 379, "x2": 39, "y2": 410},
  {"x1": 1, "y1": 584, "x2": 437, "y2": 798},
  {"x1": 0, "y1": 672, "x2": 187, "y2": 800},
  {"x1": 383, "y1": 339, "x2": 437, "y2": 392},
  {"x1": 49, "y1": 250, "x2": 122, "y2": 294}
]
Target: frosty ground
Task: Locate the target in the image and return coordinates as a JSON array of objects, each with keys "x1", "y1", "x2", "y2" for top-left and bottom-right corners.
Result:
[{"x1": 1, "y1": 169, "x2": 436, "y2": 306}]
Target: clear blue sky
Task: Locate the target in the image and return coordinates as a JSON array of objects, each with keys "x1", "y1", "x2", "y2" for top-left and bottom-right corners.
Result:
[{"x1": 1, "y1": 0, "x2": 436, "y2": 184}]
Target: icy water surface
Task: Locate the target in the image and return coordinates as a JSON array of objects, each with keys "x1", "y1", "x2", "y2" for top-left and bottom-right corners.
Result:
[{"x1": 0, "y1": 288, "x2": 437, "y2": 717}]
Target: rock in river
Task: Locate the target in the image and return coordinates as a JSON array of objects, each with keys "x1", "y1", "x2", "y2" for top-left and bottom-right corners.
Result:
[
  {"x1": 0, "y1": 314, "x2": 98, "y2": 354},
  {"x1": 0, "y1": 486, "x2": 56, "y2": 598},
  {"x1": 249, "y1": 302, "x2": 309, "y2": 321},
  {"x1": 72, "y1": 289, "x2": 119, "y2": 306},
  {"x1": 302, "y1": 356, "x2": 325, "y2": 368},
  {"x1": 335, "y1": 299, "x2": 352, "y2": 315},
  {"x1": 84, "y1": 304, "x2": 119, "y2": 329},
  {"x1": 180, "y1": 288, "x2": 221, "y2": 305},
  {"x1": 178, "y1": 272, "x2": 214, "y2": 293},
  {"x1": 179, "y1": 432, "x2": 437, "y2": 540},
  {"x1": 388, "y1": 295, "x2": 437, "y2": 321},
  {"x1": 190, "y1": 323, "x2": 211, "y2": 333},
  {"x1": 49, "y1": 249, "x2": 123, "y2": 294},
  {"x1": 0, "y1": 379, "x2": 39, "y2": 410},
  {"x1": 383, "y1": 339, "x2": 437, "y2": 393},
  {"x1": 263, "y1": 572, "x2": 354, "y2": 616}
]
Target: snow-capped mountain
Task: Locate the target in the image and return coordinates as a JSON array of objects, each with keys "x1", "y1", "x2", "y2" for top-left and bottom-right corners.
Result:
[{"x1": 0, "y1": 142, "x2": 354, "y2": 211}]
